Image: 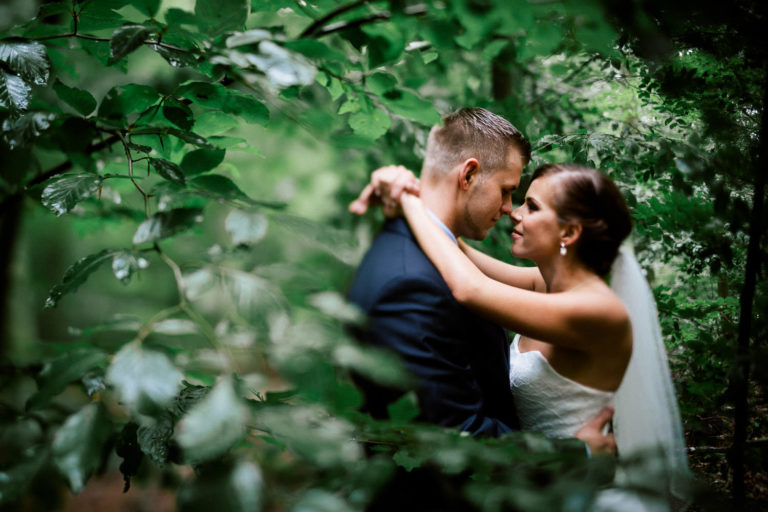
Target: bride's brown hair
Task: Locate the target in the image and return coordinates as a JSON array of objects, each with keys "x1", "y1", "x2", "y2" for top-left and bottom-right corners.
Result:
[{"x1": 531, "y1": 164, "x2": 632, "y2": 277}]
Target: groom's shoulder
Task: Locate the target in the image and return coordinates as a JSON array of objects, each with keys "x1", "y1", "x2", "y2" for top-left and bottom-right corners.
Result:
[
  {"x1": 349, "y1": 218, "x2": 446, "y2": 305},
  {"x1": 363, "y1": 218, "x2": 438, "y2": 276}
]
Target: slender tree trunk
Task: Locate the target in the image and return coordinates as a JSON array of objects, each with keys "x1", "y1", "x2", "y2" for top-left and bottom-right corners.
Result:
[
  {"x1": 0, "y1": 193, "x2": 23, "y2": 357},
  {"x1": 730, "y1": 76, "x2": 768, "y2": 509},
  {"x1": 491, "y1": 44, "x2": 517, "y2": 103}
]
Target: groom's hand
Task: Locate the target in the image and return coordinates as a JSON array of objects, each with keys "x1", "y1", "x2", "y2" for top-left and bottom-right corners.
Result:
[
  {"x1": 349, "y1": 165, "x2": 419, "y2": 217},
  {"x1": 574, "y1": 406, "x2": 617, "y2": 456}
]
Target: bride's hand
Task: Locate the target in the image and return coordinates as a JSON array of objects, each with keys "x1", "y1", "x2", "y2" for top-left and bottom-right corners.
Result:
[
  {"x1": 574, "y1": 406, "x2": 617, "y2": 456},
  {"x1": 349, "y1": 165, "x2": 420, "y2": 218}
]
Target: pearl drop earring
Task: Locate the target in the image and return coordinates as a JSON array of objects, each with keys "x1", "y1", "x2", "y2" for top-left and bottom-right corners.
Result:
[{"x1": 560, "y1": 241, "x2": 567, "y2": 256}]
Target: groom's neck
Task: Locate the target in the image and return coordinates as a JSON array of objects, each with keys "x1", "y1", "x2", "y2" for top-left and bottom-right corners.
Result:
[{"x1": 421, "y1": 185, "x2": 460, "y2": 236}]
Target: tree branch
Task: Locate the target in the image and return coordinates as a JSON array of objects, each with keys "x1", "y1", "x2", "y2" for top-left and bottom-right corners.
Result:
[
  {"x1": 117, "y1": 132, "x2": 150, "y2": 219},
  {"x1": 33, "y1": 32, "x2": 195, "y2": 53},
  {"x1": 25, "y1": 133, "x2": 120, "y2": 189},
  {"x1": 307, "y1": 4, "x2": 427, "y2": 39},
  {"x1": 299, "y1": 0, "x2": 371, "y2": 39}
]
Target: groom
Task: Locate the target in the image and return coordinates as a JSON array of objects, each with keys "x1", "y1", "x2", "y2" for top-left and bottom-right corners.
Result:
[{"x1": 348, "y1": 108, "x2": 614, "y2": 451}]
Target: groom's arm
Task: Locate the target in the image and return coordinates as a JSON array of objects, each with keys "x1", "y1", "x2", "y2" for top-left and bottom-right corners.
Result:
[{"x1": 363, "y1": 274, "x2": 517, "y2": 438}]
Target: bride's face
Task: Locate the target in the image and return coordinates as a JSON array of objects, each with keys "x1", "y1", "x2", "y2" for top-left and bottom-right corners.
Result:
[{"x1": 509, "y1": 176, "x2": 564, "y2": 261}]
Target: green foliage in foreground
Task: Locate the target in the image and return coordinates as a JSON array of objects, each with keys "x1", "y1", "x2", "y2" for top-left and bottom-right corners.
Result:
[{"x1": 0, "y1": 0, "x2": 765, "y2": 509}]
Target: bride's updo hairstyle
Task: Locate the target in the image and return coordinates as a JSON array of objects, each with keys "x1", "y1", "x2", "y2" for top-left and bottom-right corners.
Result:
[{"x1": 531, "y1": 163, "x2": 632, "y2": 277}]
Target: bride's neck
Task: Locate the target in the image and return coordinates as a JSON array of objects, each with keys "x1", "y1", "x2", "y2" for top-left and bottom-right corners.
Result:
[{"x1": 540, "y1": 259, "x2": 597, "y2": 293}]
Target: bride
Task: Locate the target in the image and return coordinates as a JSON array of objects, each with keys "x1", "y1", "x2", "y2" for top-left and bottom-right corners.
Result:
[{"x1": 357, "y1": 163, "x2": 690, "y2": 510}]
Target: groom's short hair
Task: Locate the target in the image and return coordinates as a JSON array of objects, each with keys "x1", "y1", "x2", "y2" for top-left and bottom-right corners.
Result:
[{"x1": 423, "y1": 108, "x2": 530, "y2": 178}]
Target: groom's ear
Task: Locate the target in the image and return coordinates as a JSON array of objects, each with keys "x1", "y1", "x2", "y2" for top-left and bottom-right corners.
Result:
[{"x1": 458, "y1": 158, "x2": 480, "y2": 191}]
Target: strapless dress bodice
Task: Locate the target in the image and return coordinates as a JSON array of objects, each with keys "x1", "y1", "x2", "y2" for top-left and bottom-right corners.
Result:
[{"x1": 509, "y1": 334, "x2": 614, "y2": 438}]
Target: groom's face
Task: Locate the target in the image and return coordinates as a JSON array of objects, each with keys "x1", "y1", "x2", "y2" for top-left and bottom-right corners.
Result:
[{"x1": 459, "y1": 146, "x2": 524, "y2": 240}]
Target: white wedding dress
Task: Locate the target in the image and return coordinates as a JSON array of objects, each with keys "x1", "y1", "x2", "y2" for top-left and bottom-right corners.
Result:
[
  {"x1": 508, "y1": 247, "x2": 691, "y2": 511},
  {"x1": 510, "y1": 334, "x2": 668, "y2": 511},
  {"x1": 509, "y1": 334, "x2": 614, "y2": 438}
]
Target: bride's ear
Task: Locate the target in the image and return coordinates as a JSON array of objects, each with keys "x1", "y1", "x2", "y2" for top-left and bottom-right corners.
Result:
[
  {"x1": 560, "y1": 223, "x2": 583, "y2": 248},
  {"x1": 458, "y1": 158, "x2": 480, "y2": 190}
]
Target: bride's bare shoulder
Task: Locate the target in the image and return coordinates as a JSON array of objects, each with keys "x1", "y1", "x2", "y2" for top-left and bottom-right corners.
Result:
[{"x1": 570, "y1": 284, "x2": 632, "y2": 340}]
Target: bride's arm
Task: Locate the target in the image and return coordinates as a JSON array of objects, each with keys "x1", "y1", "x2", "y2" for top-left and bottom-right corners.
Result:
[
  {"x1": 400, "y1": 194, "x2": 628, "y2": 350},
  {"x1": 351, "y1": 165, "x2": 545, "y2": 290},
  {"x1": 458, "y1": 239, "x2": 546, "y2": 292}
]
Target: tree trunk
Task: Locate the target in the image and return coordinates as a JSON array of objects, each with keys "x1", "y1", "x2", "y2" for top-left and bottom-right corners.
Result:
[
  {"x1": 0, "y1": 193, "x2": 23, "y2": 357},
  {"x1": 730, "y1": 76, "x2": 768, "y2": 508}
]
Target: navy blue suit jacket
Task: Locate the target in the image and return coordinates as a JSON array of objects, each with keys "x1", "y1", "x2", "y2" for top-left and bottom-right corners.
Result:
[{"x1": 348, "y1": 218, "x2": 519, "y2": 437}]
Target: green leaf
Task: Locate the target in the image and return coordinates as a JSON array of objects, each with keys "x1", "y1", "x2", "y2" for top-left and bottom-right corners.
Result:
[
  {"x1": 38, "y1": 2, "x2": 72, "y2": 18},
  {"x1": 194, "y1": 110, "x2": 239, "y2": 136},
  {"x1": 519, "y1": 23, "x2": 563, "y2": 60},
  {"x1": 134, "y1": 0, "x2": 161, "y2": 17},
  {"x1": 195, "y1": 0, "x2": 249, "y2": 37},
  {"x1": 176, "y1": 460, "x2": 263, "y2": 512},
  {"x1": 112, "y1": 250, "x2": 149, "y2": 283},
  {"x1": 27, "y1": 349, "x2": 108, "y2": 411},
  {"x1": 225, "y1": 210, "x2": 268, "y2": 245},
  {"x1": 226, "y1": 29, "x2": 271, "y2": 47},
  {"x1": 76, "y1": 4, "x2": 125, "y2": 32},
  {"x1": 190, "y1": 175, "x2": 249, "y2": 202},
  {"x1": 133, "y1": 125, "x2": 215, "y2": 148},
  {"x1": 175, "y1": 378, "x2": 248, "y2": 462},
  {"x1": 292, "y1": 489, "x2": 355, "y2": 512},
  {"x1": 0, "y1": 70, "x2": 31, "y2": 112},
  {"x1": 137, "y1": 413, "x2": 174, "y2": 465},
  {"x1": 381, "y1": 89, "x2": 440, "y2": 125},
  {"x1": 109, "y1": 25, "x2": 155, "y2": 64},
  {"x1": 0, "y1": 447, "x2": 48, "y2": 504},
  {"x1": 98, "y1": 84, "x2": 161, "y2": 122},
  {"x1": 0, "y1": 39, "x2": 50, "y2": 85},
  {"x1": 149, "y1": 157, "x2": 187, "y2": 185},
  {"x1": 225, "y1": 90, "x2": 269, "y2": 125},
  {"x1": 362, "y1": 22, "x2": 405, "y2": 67},
  {"x1": 366, "y1": 72, "x2": 397, "y2": 96},
  {"x1": 165, "y1": 8, "x2": 200, "y2": 26},
  {"x1": 248, "y1": 41, "x2": 317, "y2": 87},
  {"x1": 41, "y1": 173, "x2": 101, "y2": 216},
  {"x1": 52, "y1": 403, "x2": 112, "y2": 493},
  {"x1": 53, "y1": 79, "x2": 97, "y2": 116},
  {"x1": 481, "y1": 40, "x2": 508, "y2": 62},
  {"x1": 127, "y1": 141, "x2": 153, "y2": 153},
  {"x1": 165, "y1": 127, "x2": 215, "y2": 148},
  {"x1": 387, "y1": 390, "x2": 419, "y2": 424},
  {"x1": 132, "y1": 207, "x2": 203, "y2": 245},
  {"x1": 150, "y1": 44, "x2": 198, "y2": 68},
  {"x1": 45, "y1": 249, "x2": 118, "y2": 308},
  {"x1": 106, "y1": 341, "x2": 183, "y2": 416},
  {"x1": 283, "y1": 40, "x2": 346, "y2": 63},
  {"x1": 172, "y1": 383, "x2": 211, "y2": 417},
  {"x1": 348, "y1": 108, "x2": 391, "y2": 140},
  {"x1": 162, "y1": 97, "x2": 194, "y2": 130},
  {"x1": 1, "y1": 111, "x2": 54, "y2": 149},
  {"x1": 392, "y1": 450, "x2": 424, "y2": 472},
  {"x1": 115, "y1": 423, "x2": 141, "y2": 492},
  {"x1": 180, "y1": 148, "x2": 225, "y2": 175},
  {"x1": 176, "y1": 81, "x2": 227, "y2": 109}
]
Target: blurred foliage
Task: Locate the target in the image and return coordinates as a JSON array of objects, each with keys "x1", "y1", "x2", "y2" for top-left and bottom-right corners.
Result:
[{"x1": 0, "y1": 0, "x2": 766, "y2": 510}]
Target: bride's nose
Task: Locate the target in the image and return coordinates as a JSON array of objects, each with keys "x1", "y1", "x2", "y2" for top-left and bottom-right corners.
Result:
[{"x1": 510, "y1": 205, "x2": 522, "y2": 223}]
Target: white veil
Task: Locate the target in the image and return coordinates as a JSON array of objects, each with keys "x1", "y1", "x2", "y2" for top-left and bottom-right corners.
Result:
[{"x1": 608, "y1": 245, "x2": 691, "y2": 505}]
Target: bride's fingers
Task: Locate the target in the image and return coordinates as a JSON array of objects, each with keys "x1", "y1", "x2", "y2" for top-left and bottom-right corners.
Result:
[
  {"x1": 587, "y1": 405, "x2": 615, "y2": 431},
  {"x1": 349, "y1": 183, "x2": 375, "y2": 214},
  {"x1": 390, "y1": 173, "x2": 416, "y2": 202}
]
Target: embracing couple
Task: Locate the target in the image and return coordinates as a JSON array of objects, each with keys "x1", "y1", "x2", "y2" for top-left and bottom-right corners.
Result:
[{"x1": 347, "y1": 108, "x2": 689, "y2": 510}]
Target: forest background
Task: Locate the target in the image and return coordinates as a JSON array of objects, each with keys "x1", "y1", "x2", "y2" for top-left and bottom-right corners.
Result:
[{"x1": 0, "y1": 0, "x2": 766, "y2": 510}]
